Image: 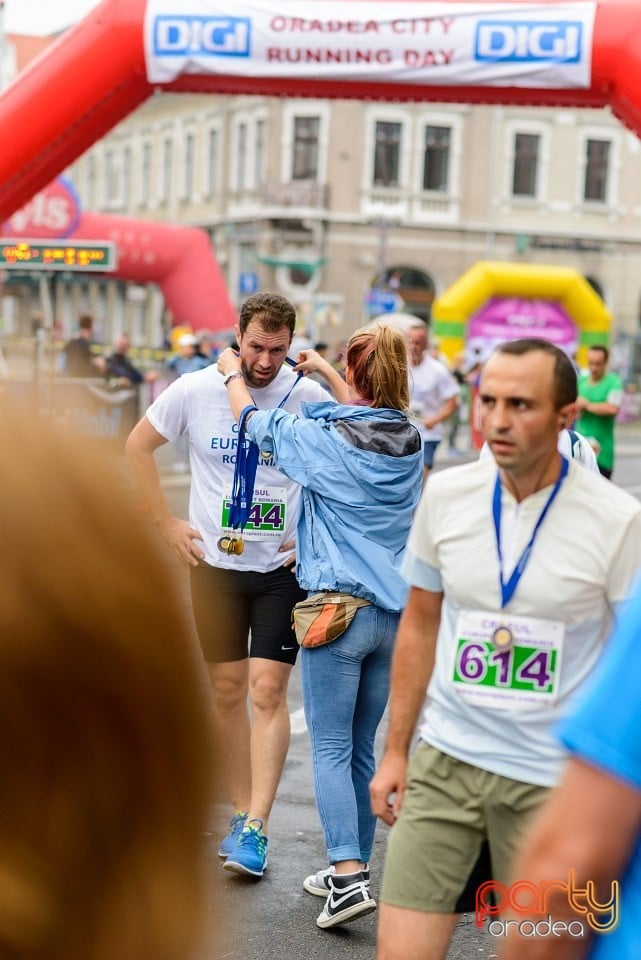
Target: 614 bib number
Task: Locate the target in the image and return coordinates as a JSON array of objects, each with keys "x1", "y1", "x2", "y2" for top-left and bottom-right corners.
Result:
[{"x1": 452, "y1": 638, "x2": 557, "y2": 696}]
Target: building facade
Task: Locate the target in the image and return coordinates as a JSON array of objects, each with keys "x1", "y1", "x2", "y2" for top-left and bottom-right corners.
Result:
[{"x1": 4, "y1": 29, "x2": 641, "y2": 355}]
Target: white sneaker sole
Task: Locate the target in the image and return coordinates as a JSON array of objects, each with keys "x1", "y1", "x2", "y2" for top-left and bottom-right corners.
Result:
[
  {"x1": 222, "y1": 858, "x2": 267, "y2": 878},
  {"x1": 316, "y1": 897, "x2": 377, "y2": 929}
]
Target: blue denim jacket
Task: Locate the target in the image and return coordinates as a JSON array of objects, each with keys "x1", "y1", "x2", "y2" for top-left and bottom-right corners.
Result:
[{"x1": 247, "y1": 401, "x2": 423, "y2": 611}]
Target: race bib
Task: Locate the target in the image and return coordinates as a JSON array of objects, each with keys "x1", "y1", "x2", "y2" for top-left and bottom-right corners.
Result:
[
  {"x1": 220, "y1": 485, "x2": 286, "y2": 541},
  {"x1": 450, "y1": 610, "x2": 564, "y2": 709}
]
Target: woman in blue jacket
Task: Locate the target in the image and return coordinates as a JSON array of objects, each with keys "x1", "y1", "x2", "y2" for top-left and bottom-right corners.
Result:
[{"x1": 218, "y1": 325, "x2": 423, "y2": 930}]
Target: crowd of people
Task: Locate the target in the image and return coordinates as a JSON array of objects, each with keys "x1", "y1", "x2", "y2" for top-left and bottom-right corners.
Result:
[
  {"x1": 13, "y1": 291, "x2": 639, "y2": 959},
  {"x1": 130, "y1": 292, "x2": 641, "y2": 956}
]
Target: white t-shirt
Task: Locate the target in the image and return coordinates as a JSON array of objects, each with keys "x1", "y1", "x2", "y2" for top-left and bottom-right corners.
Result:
[
  {"x1": 480, "y1": 428, "x2": 600, "y2": 473},
  {"x1": 408, "y1": 354, "x2": 460, "y2": 442},
  {"x1": 402, "y1": 456, "x2": 641, "y2": 787},
  {"x1": 146, "y1": 364, "x2": 329, "y2": 571}
]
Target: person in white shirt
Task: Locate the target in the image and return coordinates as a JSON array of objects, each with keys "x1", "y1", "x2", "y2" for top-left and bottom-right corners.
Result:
[
  {"x1": 370, "y1": 337, "x2": 641, "y2": 960},
  {"x1": 126, "y1": 293, "x2": 330, "y2": 879},
  {"x1": 406, "y1": 323, "x2": 460, "y2": 481}
]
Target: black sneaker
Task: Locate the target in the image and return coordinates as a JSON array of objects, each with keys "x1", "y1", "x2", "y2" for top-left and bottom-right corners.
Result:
[
  {"x1": 303, "y1": 864, "x2": 371, "y2": 897},
  {"x1": 316, "y1": 870, "x2": 377, "y2": 929}
]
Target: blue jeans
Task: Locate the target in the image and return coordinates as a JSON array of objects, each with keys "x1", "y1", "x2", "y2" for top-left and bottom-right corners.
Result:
[
  {"x1": 301, "y1": 604, "x2": 399, "y2": 864},
  {"x1": 422, "y1": 439, "x2": 440, "y2": 468}
]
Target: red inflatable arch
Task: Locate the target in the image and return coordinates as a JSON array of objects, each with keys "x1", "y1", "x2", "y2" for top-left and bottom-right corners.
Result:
[
  {"x1": 2, "y1": 207, "x2": 234, "y2": 333},
  {"x1": 1, "y1": 0, "x2": 641, "y2": 330}
]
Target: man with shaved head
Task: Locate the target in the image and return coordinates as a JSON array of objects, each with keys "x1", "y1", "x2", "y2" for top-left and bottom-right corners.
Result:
[{"x1": 371, "y1": 338, "x2": 641, "y2": 960}]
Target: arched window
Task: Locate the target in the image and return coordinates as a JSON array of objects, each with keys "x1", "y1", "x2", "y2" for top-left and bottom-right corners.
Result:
[{"x1": 373, "y1": 265, "x2": 436, "y2": 324}]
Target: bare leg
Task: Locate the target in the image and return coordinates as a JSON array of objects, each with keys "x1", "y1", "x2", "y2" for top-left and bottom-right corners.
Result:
[
  {"x1": 335, "y1": 860, "x2": 362, "y2": 875},
  {"x1": 207, "y1": 660, "x2": 251, "y2": 812},
  {"x1": 377, "y1": 904, "x2": 459, "y2": 960},
  {"x1": 246, "y1": 657, "x2": 292, "y2": 832}
]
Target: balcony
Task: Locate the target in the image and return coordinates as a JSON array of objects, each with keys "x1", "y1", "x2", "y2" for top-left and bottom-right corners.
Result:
[{"x1": 259, "y1": 180, "x2": 330, "y2": 211}]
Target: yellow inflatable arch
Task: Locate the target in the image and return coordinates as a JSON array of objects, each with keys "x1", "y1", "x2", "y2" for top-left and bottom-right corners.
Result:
[{"x1": 432, "y1": 261, "x2": 611, "y2": 367}]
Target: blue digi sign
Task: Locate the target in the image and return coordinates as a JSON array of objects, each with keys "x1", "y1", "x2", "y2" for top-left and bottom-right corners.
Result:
[
  {"x1": 475, "y1": 21, "x2": 583, "y2": 64},
  {"x1": 153, "y1": 16, "x2": 251, "y2": 58}
]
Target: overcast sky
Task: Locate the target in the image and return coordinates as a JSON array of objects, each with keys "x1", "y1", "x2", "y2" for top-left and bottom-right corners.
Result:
[{"x1": 3, "y1": 0, "x2": 102, "y2": 36}]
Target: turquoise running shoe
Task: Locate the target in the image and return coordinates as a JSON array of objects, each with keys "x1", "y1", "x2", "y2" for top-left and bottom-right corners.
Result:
[
  {"x1": 218, "y1": 811, "x2": 248, "y2": 859},
  {"x1": 222, "y1": 818, "x2": 268, "y2": 877}
]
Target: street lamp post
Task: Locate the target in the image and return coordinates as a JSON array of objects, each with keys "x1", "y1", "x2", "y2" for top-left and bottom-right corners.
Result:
[{"x1": 369, "y1": 217, "x2": 401, "y2": 285}]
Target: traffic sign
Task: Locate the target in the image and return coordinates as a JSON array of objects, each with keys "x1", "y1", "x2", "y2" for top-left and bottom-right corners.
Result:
[
  {"x1": 364, "y1": 287, "x2": 403, "y2": 316},
  {"x1": 239, "y1": 271, "x2": 259, "y2": 295}
]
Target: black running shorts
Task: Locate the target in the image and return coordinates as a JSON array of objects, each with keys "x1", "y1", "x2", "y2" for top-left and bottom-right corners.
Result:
[{"x1": 189, "y1": 561, "x2": 305, "y2": 665}]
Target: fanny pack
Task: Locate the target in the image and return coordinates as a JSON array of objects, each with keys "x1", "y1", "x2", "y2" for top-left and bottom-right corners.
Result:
[{"x1": 292, "y1": 592, "x2": 372, "y2": 648}]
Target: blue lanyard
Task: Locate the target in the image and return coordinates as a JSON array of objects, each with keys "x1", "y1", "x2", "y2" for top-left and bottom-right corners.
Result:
[
  {"x1": 492, "y1": 456, "x2": 569, "y2": 608},
  {"x1": 228, "y1": 372, "x2": 302, "y2": 532}
]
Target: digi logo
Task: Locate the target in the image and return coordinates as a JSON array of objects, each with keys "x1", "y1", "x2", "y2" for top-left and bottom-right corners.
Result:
[
  {"x1": 475, "y1": 20, "x2": 583, "y2": 64},
  {"x1": 153, "y1": 16, "x2": 251, "y2": 58}
]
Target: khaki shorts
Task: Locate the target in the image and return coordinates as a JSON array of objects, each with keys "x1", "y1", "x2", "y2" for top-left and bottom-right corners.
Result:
[{"x1": 381, "y1": 742, "x2": 549, "y2": 913}]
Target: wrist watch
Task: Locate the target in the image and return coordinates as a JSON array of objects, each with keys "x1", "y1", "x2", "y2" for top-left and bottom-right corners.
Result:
[{"x1": 223, "y1": 371, "x2": 243, "y2": 387}]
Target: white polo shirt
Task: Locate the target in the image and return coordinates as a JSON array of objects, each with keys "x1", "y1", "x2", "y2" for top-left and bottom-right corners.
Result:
[{"x1": 403, "y1": 456, "x2": 641, "y2": 786}]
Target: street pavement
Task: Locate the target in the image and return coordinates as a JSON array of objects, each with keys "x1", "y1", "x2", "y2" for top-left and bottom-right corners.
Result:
[{"x1": 159, "y1": 424, "x2": 641, "y2": 960}]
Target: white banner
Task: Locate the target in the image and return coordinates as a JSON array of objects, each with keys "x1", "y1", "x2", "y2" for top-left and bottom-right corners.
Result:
[{"x1": 144, "y1": 1, "x2": 595, "y2": 89}]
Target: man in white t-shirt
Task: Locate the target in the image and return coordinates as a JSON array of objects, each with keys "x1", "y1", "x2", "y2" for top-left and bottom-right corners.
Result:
[
  {"x1": 126, "y1": 293, "x2": 329, "y2": 879},
  {"x1": 370, "y1": 337, "x2": 641, "y2": 960},
  {"x1": 406, "y1": 323, "x2": 459, "y2": 481}
]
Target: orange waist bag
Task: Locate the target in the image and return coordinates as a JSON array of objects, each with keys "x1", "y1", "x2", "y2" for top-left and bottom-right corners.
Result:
[{"x1": 292, "y1": 592, "x2": 372, "y2": 648}]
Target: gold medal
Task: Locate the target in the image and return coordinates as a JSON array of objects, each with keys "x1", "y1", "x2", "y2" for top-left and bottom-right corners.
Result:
[
  {"x1": 217, "y1": 535, "x2": 244, "y2": 556},
  {"x1": 217, "y1": 535, "x2": 232, "y2": 554},
  {"x1": 230, "y1": 536, "x2": 244, "y2": 555},
  {"x1": 492, "y1": 625, "x2": 514, "y2": 651}
]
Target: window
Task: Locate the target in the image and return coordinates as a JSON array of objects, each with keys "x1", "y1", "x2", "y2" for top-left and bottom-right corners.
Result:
[
  {"x1": 122, "y1": 146, "x2": 131, "y2": 207},
  {"x1": 237, "y1": 123, "x2": 248, "y2": 191},
  {"x1": 161, "y1": 137, "x2": 173, "y2": 203},
  {"x1": 584, "y1": 138, "x2": 610, "y2": 202},
  {"x1": 86, "y1": 154, "x2": 96, "y2": 208},
  {"x1": 512, "y1": 132, "x2": 540, "y2": 198},
  {"x1": 207, "y1": 129, "x2": 219, "y2": 196},
  {"x1": 422, "y1": 124, "x2": 451, "y2": 192},
  {"x1": 255, "y1": 119, "x2": 265, "y2": 187},
  {"x1": 183, "y1": 133, "x2": 195, "y2": 199},
  {"x1": 292, "y1": 116, "x2": 319, "y2": 180},
  {"x1": 373, "y1": 121, "x2": 401, "y2": 187},
  {"x1": 104, "y1": 149, "x2": 117, "y2": 203},
  {"x1": 140, "y1": 142, "x2": 151, "y2": 205}
]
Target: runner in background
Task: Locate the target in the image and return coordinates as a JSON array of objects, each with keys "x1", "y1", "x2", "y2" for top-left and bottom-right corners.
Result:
[
  {"x1": 575, "y1": 345, "x2": 623, "y2": 479},
  {"x1": 406, "y1": 321, "x2": 459, "y2": 481}
]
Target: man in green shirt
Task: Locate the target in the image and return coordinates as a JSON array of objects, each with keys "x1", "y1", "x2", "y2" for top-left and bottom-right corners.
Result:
[{"x1": 576, "y1": 345, "x2": 623, "y2": 479}]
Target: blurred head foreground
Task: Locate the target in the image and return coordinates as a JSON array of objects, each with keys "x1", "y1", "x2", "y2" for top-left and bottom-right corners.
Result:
[{"x1": 0, "y1": 403, "x2": 214, "y2": 960}]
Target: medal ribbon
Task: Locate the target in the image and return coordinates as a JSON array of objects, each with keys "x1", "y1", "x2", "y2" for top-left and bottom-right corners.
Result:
[
  {"x1": 493, "y1": 456, "x2": 568, "y2": 608},
  {"x1": 228, "y1": 371, "x2": 302, "y2": 534}
]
